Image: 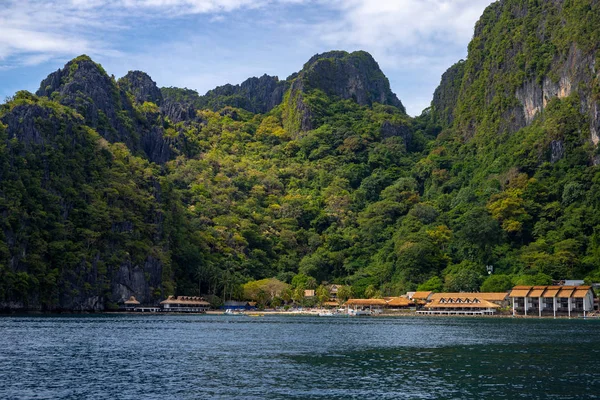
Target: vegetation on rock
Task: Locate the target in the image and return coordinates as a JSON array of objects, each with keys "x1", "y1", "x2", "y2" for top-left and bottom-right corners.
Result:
[{"x1": 1, "y1": 0, "x2": 600, "y2": 311}]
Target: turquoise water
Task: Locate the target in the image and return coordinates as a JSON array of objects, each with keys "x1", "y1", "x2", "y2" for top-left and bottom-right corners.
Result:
[{"x1": 1, "y1": 315, "x2": 599, "y2": 399}]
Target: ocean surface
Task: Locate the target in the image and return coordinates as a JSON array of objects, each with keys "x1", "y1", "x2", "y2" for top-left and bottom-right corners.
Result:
[{"x1": 0, "y1": 314, "x2": 599, "y2": 399}]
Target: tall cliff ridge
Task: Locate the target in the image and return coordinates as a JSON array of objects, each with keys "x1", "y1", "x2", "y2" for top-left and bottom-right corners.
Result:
[
  {"x1": 37, "y1": 57, "x2": 173, "y2": 163},
  {"x1": 0, "y1": 92, "x2": 170, "y2": 311},
  {"x1": 197, "y1": 74, "x2": 289, "y2": 114},
  {"x1": 283, "y1": 50, "x2": 405, "y2": 133},
  {"x1": 37, "y1": 56, "x2": 137, "y2": 147},
  {"x1": 431, "y1": 60, "x2": 465, "y2": 129},
  {"x1": 447, "y1": 0, "x2": 600, "y2": 151}
]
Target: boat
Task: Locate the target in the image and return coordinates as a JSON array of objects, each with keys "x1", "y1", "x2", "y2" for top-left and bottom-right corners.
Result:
[
  {"x1": 224, "y1": 309, "x2": 244, "y2": 315},
  {"x1": 348, "y1": 309, "x2": 372, "y2": 316},
  {"x1": 318, "y1": 310, "x2": 344, "y2": 317}
]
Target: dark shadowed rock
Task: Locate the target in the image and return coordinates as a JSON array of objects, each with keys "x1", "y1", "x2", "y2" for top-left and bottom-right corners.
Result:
[
  {"x1": 431, "y1": 61, "x2": 465, "y2": 128},
  {"x1": 381, "y1": 120, "x2": 412, "y2": 149},
  {"x1": 198, "y1": 74, "x2": 289, "y2": 114},
  {"x1": 36, "y1": 56, "x2": 140, "y2": 146},
  {"x1": 301, "y1": 51, "x2": 404, "y2": 110},
  {"x1": 37, "y1": 55, "x2": 172, "y2": 164}
]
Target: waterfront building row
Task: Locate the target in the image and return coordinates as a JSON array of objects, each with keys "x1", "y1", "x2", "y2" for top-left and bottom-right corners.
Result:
[{"x1": 508, "y1": 285, "x2": 594, "y2": 317}]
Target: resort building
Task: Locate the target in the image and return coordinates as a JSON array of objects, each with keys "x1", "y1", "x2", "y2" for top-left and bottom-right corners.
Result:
[
  {"x1": 428, "y1": 292, "x2": 509, "y2": 307},
  {"x1": 160, "y1": 296, "x2": 211, "y2": 313},
  {"x1": 410, "y1": 291, "x2": 433, "y2": 303},
  {"x1": 418, "y1": 296, "x2": 500, "y2": 315},
  {"x1": 508, "y1": 285, "x2": 595, "y2": 317},
  {"x1": 344, "y1": 297, "x2": 412, "y2": 314},
  {"x1": 123, "y1": 296, "x2": 140, "y2": 310},
  {"x1": 344, "y1": 299, "x2": 387, "y2": 315},
  {"x1": 328, "y1": 284, "x2": 340, "y2": 301},
  {"x1": 384, "y1": 297, "x2": 412, "y2": 310}
]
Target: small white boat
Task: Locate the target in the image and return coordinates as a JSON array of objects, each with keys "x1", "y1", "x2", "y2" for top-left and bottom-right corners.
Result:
[
  {"x1": 318, "y1": 311, "x2": 338, "y2": 317},
  {"x1": 348, "y1": 309, "x2": 372, "y2": 316}
]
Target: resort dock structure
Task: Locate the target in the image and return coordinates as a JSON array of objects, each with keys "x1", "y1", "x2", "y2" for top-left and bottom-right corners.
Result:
[
  {"x1": 417, "y1": 296, "x2": 500, "y2": 315},
  {"x1": 160, "y1": 296, "x2": 210, "y2": 313},
  {"x1": 509, "y1": 285, "x2": 595, "y2": 318},
  {"x1": 344, "y1": 299, "x2": 387, "y2": 315}
]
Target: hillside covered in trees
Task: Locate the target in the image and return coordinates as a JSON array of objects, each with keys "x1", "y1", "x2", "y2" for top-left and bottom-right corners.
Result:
[{"x1": 1, "y1": 0, "x2": 600, "y2": 311}]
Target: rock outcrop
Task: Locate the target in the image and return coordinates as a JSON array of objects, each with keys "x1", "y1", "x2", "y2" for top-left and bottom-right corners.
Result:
[
  {"x1": 448, "y1": 0, "x2": 600, "y2": 152},
  {"x1": 37, "y1": 55, "x2": 136, "y2": 146},
  {"x1": 283, "y1": 50, "x2": 405, "y2": 133},
  {"x1": 118, "y1": 71, "x2": 164, "y2": 106},
  {"x1": 36, "y1": 56, "x2": 172, "y2": 164},
  {"x1": 431, "y1": 61, "x2": 465, "y2": 129},
  {"x1": 198, "y1": 74, "x2": 289, "y2": 114}
]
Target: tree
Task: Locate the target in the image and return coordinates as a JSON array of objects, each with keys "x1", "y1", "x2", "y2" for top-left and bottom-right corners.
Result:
[
  {"x1": 443, "y1": 261, "x2": 484, "y2": 292},
  {"x1": 480, "y1": 274, "x2": 513, "y2": 292},
  {"x1": 242, "y1": 278, "x2": 289, "y2": 302},
  {"x1": 336, "y1": 285, "x2": 353, "y2": 305},
  {"x1": 417, "y1": 276, "x2": 443, "y2": 292},
  {"x1": 292, "y1": 287, "x2": 305, "y2": 306},
  {"x1": 315, "y1": 285, "x2": 330, "y2": 307},
  {"x1": 364, "y1": 284, "x2": 377, "y2": 299}
]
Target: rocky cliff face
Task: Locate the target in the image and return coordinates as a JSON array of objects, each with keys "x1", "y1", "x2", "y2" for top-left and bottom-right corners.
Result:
[
  {"x1": 0, "y1": 92, "x2": 169, "y2": 312},
  {"x1": 118, "y1": 71, "x2": 164, "y2": 106},
  {"x1": 198, "y1": 74, "x2": 289, "y2": 114},
  {"x1": 448, "y1": 0, "x2": 600, "y2": 155},
  {"x1": 431, "y1": 61, "x2": 465, "y2": 129},
  {"x1": 284, "y1": 50, "x2": 405, "y2": 133},
  {"x1": 36, "y1": 56, "x2": 172, "y2": 164},
  {"x1": 302, "y1": 51, "x2": 404, "y2": 110},
  {"x1": 37, "y1": 56, "x2": 136, "y2": 145}
]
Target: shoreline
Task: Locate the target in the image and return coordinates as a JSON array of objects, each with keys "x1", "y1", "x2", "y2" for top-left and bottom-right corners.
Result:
[{"x1": 1, "y1": 308, "x2": 597, "y2": 320}]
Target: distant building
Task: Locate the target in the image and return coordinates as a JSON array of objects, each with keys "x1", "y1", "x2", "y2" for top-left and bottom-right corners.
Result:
[
  {"x1": 160, "y1": 296, "x2": 210, "y2": 313},
  {"x1": 344, "y1": 299, "x2": 387, "y2": 315},
  {"x1": 419, "y1": 296, "x2": 500, "y2": 315},
  {"x1": 509, "y1": 285, "x2": 594, "y2": 317},
  {"x1": 328, "y1": 285, "x2": 341, "y2": 300},
  {"x1": 565, "y1": 280, "x2": 585, "y2": 286},
  {"x1": 410, "y1": 291, "x2": 433, "y2": 302},
  {"x1": 384, "y1": 297, "x2": 412, "y2": 310},
  {"x1": 429, "y1": 292, "x2": 509, "y2": 307},
  {"x1": 123, "y1": 296, "x2": 140, "y2": 310},
  {"x1": 304, "y1": 290, "x2": 315, "y2": 298},
  {"x1": 344, "y1": 297, "x2": 412, "y2": 314}
]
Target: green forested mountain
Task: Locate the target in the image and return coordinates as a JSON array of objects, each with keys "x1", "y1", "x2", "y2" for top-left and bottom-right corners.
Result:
[{"x1": 1, "y1": 0, "x2": 599, "y2": 311}]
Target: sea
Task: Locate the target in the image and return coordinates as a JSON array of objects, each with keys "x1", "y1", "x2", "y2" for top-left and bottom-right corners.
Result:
[{"x1": 0, "y1": 314, "x2": 599, "y2": 399}]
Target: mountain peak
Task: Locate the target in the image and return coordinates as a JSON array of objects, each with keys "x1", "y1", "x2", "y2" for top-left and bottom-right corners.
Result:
[
  {"x1": 299, "y1": 50, "x2": 404, "y2": 112},
  {"x1": 118, "y1": 71, "x2": 163, "y2": 106}
]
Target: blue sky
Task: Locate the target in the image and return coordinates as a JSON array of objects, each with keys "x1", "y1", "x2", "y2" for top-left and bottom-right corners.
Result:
[{"x1": 0, "y1": 0, "x2": 496, "y2": 116}]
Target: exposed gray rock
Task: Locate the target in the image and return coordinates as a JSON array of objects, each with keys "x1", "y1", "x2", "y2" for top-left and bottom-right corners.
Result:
[
  {"x1": 198, "y1": 74, "x2": 289, "y2": 114},
  {"x1": 285, "y1": 50, "x2": 405, "y2": 133},
  {"x1": 301, "y1": 51, "x2": 404, "y2": 110},
  {"x1": 381, "y1": 120, "x2": 411, "y2": 148},
  {"x1": 110, "y1": 256, "x2": 163, "y2": 305},
  {"x1": 36, "y1": 56, "x2": 173, "y2": 164},
  {"x1": 550, "y1": 140, "x2": 565, "y2": 163},
  {"x1": 431, "y1": 61, "x2": 465, "y2": 128},
  {"x1": 118, "y1": 71, "x2": 163, "y2": 105}
]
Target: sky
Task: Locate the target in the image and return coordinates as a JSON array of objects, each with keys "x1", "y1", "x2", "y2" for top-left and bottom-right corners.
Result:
[{"x1": 0, "y1": 0, "x2": 496, "y2": 116}]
